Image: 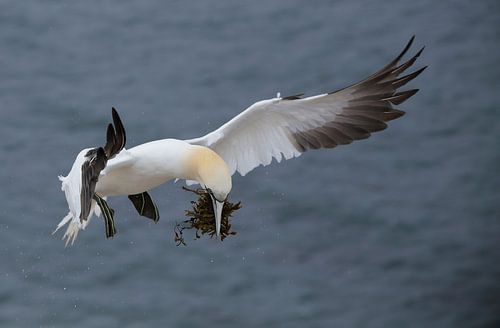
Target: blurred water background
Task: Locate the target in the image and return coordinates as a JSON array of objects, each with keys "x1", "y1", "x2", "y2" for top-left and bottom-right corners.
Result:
[{"x1": 0, "y1": 0, "x2": 499, "y2": 327}]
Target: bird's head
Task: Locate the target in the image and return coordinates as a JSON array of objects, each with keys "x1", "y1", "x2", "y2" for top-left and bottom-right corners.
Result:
[{"x1": 186, "y1": 145, "x2": 232, "y2": 237}]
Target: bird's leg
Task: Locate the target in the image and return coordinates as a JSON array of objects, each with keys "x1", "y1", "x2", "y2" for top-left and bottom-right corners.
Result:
[
  {"x1": 128, "y1": 191, "x2": 160, "y2": 222},
  {"x1": 93, "y1": 194, "x2": 117, "y2": 238}
]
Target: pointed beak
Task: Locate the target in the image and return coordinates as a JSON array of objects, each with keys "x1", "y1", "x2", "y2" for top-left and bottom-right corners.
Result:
[{"x1": 210, "y1": 196, "x2": 225, "y2": 238}]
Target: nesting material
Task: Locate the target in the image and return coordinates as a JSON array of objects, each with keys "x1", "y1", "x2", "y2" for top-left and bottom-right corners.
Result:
[{"x1": 174, "y1": 187, "x2": 241, "y2": 246}]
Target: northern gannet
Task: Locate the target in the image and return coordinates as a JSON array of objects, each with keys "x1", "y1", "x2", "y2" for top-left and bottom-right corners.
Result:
[{"x1": 55, "y1": 36, "x2": 425, "y2": 245}]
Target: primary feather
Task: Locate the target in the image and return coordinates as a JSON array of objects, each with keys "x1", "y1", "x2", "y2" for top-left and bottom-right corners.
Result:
[{"x1": 187, "y1": 36, "x2": 425, "y2": 176}]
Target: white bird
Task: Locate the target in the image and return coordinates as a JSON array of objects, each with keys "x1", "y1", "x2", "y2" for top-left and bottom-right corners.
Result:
[{"x1": 56, "y1": 37, "x2": 425, "y2": 245}]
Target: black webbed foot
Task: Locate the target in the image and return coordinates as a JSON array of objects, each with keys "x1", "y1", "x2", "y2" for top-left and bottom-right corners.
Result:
[
  {"x1": 93, "y1": 194, "x2": 117, "y2": 238},
  {"x1": 128, "y1": 191, "x2": 160, "y2": 222}
]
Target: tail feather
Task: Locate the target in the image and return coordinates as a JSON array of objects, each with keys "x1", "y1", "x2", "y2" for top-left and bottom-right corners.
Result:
[
  {"x1": 53, "y1": 212, "x2": 72, "y2": 235},
  {"x1": 55, "y1": 199, "x2": 98, "y2": 246},
  {"x1": 63, "y1": 220, "x2": 80, "y2": 247}
]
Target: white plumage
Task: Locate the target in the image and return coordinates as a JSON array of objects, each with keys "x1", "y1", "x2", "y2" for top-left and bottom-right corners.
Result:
[{"x1": 56, "y1": 37, "x2": 425, "y2": 245}]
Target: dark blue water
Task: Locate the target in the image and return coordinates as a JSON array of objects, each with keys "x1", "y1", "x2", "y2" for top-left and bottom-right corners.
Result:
[{"x1": 1, "y1": 1, "x2": 499, "y2": 327}]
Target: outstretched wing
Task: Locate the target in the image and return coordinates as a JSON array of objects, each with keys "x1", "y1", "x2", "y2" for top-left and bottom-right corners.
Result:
[{"x1": 186, "y1": 36, "x2": 426, "y2": 176}]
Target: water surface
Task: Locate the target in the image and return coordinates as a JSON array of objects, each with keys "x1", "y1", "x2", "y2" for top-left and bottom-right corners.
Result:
[{"x1": 0, "y1": 1, "x2": 499, "y2": 327}]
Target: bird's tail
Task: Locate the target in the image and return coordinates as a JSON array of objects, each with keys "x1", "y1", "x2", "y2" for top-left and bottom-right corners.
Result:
[
  {"x1": 52, "y1": 213, "x2": 81, "y2": 247},
  {"x1": 62, "y1": 219, "x2": 81, "y2": 247},
  {"x1": 54, "y1": 200, "x2": 99, "y2": 247}
]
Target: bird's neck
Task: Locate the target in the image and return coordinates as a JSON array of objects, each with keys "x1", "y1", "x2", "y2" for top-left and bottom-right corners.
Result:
[{"x1": 184, "y1": 145, "x2": 231, "y2": 190}]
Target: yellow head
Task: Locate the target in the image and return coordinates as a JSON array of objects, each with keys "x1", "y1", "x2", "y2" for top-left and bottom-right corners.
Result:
[{"x1": 185, "y1": 145, "x2": 232, "y2": 237}]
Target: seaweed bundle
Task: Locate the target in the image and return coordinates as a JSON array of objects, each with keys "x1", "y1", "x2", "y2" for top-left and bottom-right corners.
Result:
[{"x1": 174, "y1": 187, "x2": 241, "y2": 245}]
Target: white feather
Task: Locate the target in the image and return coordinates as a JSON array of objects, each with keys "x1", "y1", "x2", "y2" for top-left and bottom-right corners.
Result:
[
  {"x1": 56, "y1": 148, "x2": 95, "y2": 246},
  {"x1": 185, "y1": 93, "x2": 351, "y2": 176}
]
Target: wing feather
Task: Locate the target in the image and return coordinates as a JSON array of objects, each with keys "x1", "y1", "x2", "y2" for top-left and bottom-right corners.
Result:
[
  {"x1": 187, "y1": 37, "x2": 425, "y2": 176},
  {"x1": 80, "y1": 108, "x2": 133, "y2": 221}
]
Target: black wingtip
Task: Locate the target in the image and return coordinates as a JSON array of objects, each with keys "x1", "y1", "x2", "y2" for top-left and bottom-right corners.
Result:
[
  {"x1": 104, "y1": 123, "x2": 116, "y2": 158},
  {"x1": 415, "y1": 46, "x2": 425, "y2": 58},
  {"x1": 387, "y1": 89, "x2": 419, "y2": 105},
  {"x1": 407, "y1": 65, "x2": 428, "y2": 81},
  {"x1": 111, "y1": 107, "x2": 122, "y2": 129},
  {"x1": 408, "y1": 35, "x2": 416, "y2": 46},
  {"x1": 111, "y1": 107, "x2": 121, "y2": 126},
  {"x1": 107, "y1": 123, "x2": 115, "y2": 138},
  {"x1": 111, "y1": 107, "x2": 126, "y2": 151},
  {"x1": 366, "y1": 36, "x2": 419, "y2": 82},
  {"x1": 396, "y1": 35, "x2": 415, "y2": 62},
  {"x1": 391, "y1": 65, "x2": 428, "y2": 88}
]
